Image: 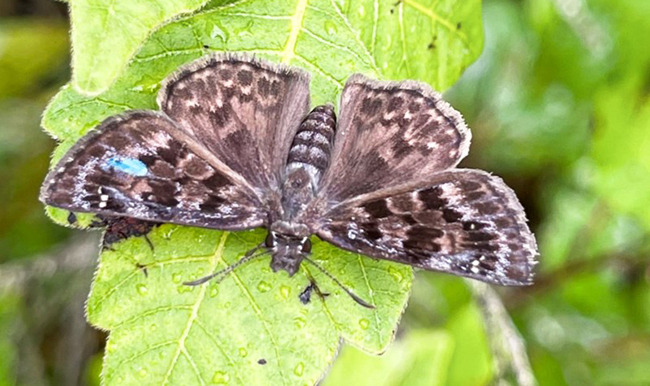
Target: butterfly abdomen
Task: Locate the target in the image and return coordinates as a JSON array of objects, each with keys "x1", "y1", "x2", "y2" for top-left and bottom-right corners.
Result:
[{"x1": 286, "y1": 104, "x2": 336, "y2": 185}]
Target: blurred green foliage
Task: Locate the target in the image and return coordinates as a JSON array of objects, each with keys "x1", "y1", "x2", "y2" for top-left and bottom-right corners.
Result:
[
  {"x1": 0, "y1": 19, "x2": 71, "y2": 260},
  {"x1": 0, "y1": 0, "x2": 648, "y2": 385}
]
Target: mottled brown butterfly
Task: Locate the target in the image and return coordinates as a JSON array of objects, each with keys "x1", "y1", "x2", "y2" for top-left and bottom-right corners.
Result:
[{"x1": 40, "y1": 54, "x2": 538, "y2": 307}]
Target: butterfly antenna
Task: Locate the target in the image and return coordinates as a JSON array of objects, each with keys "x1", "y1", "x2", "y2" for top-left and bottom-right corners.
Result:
[
  {"x1": 304, "y1": 257, "x2": 375, "y2": 309},
  {"x1": 184, "y1": 244, "x2": 267, "y2": 286}
]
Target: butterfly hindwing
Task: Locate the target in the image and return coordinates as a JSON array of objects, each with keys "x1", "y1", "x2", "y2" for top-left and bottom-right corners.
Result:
[
  {"x1": 318, "y1": 74, "x2": 471, "y2": 202},
  {"x1": 40, "y1": 54, "x2": 539, "y2": 289},
  {"x1": 158, "y1": 54, "x2": 311, "y2": 193},
  {"x1": 40, "y1": 111, "x2": 266, "y2": 230},
  {"x1": 315, "y1": 169, "x2": 537, "y2": 285}
]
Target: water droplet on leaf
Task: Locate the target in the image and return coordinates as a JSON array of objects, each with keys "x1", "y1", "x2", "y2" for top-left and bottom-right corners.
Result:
[
  {"x1": 294, "y1": 317, "x2": 306, "y2": 329},
  {"x1": 280, "y1": 285, "x2": 291, "y2": 299},
  {"x1": 388, "y1": 266, "x2": 403, "y2": 283},
  {"x1": 257, "y1": 281, "x2": 271, "y2": 293},
  {"x1": 359, "y1": 318, "x2": 370, "y2": 330},
  {"x1": 236, "y1": 20, "x2": 254, "y2": 38},
  {"x1": 136, "y1": 284, "x2": 148, "y2": 296},
  {"x1": 212, "y1": 371, "x2": 230, "y2": 384},
  {"x1": 294, "y1": 362, "x2": 305, "y2": 376},
  {"x1": 324, "y1": 21, "x2": 337, "y2": 35},
  {"x1": 210, "y1": 24, "x2": 228, "y2": 43},
  {"x1": 177, "y1": 284, "x2": 193, "y2": 294}
]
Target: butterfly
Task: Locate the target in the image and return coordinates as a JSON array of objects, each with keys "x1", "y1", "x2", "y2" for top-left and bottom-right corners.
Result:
[{"x1": 40, "y1": 54, "x2": 538, "y2": 306}]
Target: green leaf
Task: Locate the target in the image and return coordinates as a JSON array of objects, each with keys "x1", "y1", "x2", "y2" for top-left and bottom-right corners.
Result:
[
  {"x1": 44, "y1": 0, "x2": 482, "y2": 144},
  {"x1": 322, "y1": 329, "x2": 454, "y2": 386},
  {"x1": 69, "y1": 0, "x2": 211, "y2": 95},
  {"x1": 68, "y1": 0, "x2": 481, "y2": 96},
  {"x1": 0, "y1": 292, "x2": 20, "y2": 385},
  {"x1": 42, "y1": 0, "x2": 484, "y2": 385},
  {"x1": 445, "y1": 304, "x2": 493, "y2": 385},
  {"x1": 592, "y1": 83, "x2": 650, "y2": 231},
  {"x1": 88, "y1": 226, "x2": 412, "y2": 385}
]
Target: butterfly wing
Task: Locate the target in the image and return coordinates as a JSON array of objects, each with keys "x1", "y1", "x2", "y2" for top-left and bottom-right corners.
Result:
[
  {"x1": 158, "y1": 54, "x2": 311, "y2": 193},
  {"x1": 314, "y1": 170, "x2": 537, "y2": 285},
  {"x1": 40, "y1": 111, "x2": 266, "y2": 230},
  {"x1": 317, "y1": 74, "x2": 471, "y2": 202}
]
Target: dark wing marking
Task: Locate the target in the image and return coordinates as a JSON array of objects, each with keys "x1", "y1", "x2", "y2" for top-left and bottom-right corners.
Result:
[
  {"x1": 40, "y1": 111, "x2": 266, "y2": 230},
  {"x1": 315, "y1": 169, "x2": 538, "y2": 286},
  {"x1": 318, "y1": 74, "x2": 470, "y2": 202},
  {"x1": 158, "y1": 53, "x2": 311, "y2": 195}
]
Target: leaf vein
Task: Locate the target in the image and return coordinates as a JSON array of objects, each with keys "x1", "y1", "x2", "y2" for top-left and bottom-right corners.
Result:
[
  {"x1": 112, "y1": 305, "x2": 194, "y2": 330},
  {"x1": 195, "y1": 320, "x2": 247, "y2": 386},
  {"x1": 398, "y1": 2, "x2": 412, "y2": 76},
  {"x1": 160, "y1": 231, "x2": 229, "y2": 386},
  {"x1": 104, "y1": 340, "x2": 178, "y2": 384},
  {"x1": 225, "y1": 261, "x2": 288, "y2": 385},
  {"x1": 281, "y1": 0, "x2": 310, "y2": 64},
  {"x1": 357, "y1": 255, "x2": 381, "y2": 336},
  {"x1": 300, "y1": 27, "x2": 370, "y2": 67},
  {"x1": 220, "y1": 12, "x2": 292, "y2": 20},
  {"x1": 326, "y1": 0, "x2": 379, "y2": 75},
  {"x1": 91, "y1": 271, "x2": 138, "y2": 311},
  {"x1": 133, "y1": 47, "x2": 205, "y2": 63},
  {"x1": 371, "y1": 0, "x2": 379, "y2": 54},
  {"x1": 402, "y1": 0, "x2": 469, "y2": 44},
  {"x1": 176, "y1": 0, "x2": 256, "y2": 21},
  {"x1": 182, "y1": 348, "x2": 207, "y2": 386},
  {"x1": 293, "y1": 54, "x2": 343, "y2": 87}
]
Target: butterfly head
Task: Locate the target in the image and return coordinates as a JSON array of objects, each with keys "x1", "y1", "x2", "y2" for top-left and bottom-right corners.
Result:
[{"x1": 267, "y1": 222, "x2": 311, "y2": 276}]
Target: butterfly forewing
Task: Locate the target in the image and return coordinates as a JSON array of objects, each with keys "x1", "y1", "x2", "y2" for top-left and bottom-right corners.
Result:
[
  {"x1": 40, "y1": 54, "x2": 538, "y2": 290},
  {"x1": 318, "y1": 74, "x2": 471, "y2": 202},
  {"x1": 315, "y1": 169, "x2": 537, "y2": 285},
  {"x1": 40, "y1": 111, "x2": 266, "y2": 230},
  {"x1": 158, "y1": 54, "x2": 311, "y2": 192}
]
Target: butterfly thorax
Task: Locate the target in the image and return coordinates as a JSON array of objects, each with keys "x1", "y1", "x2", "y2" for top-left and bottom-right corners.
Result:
[{"x1": 267, "y1": 104, "x2": 337, "y2": 275}]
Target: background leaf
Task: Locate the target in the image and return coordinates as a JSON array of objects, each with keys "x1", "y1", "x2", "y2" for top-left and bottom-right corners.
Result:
[
  {"x1": 69, "y1": 0, "x2": 212, "y2": 95},
  {"x1": 0, "y1": 19, "x2": 71, "y2": 260},
  {"x1": 323, "y1": 329, "x2": 455, "y2": 386},
  {"x1": 592, "y1": 84, "x2": 650, "y2": 230},
  {"x1": 44, "y1": 0, "x2": 483, "y2": 146},
  {"x1": 0, "y1": 293, "x2": 20, "y2": 386}
]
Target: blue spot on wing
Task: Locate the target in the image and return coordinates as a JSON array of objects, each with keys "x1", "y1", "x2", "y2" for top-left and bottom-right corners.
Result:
[{"x1": 106, "y1": 157, "x2": 148, "y2": 176}]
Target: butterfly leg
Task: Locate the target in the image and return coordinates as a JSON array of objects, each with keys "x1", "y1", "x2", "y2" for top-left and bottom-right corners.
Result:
[
  {"x1": 143, "y1": 234, "x2": 154, "y2": 251},
  {"x1": 184, "y1": 243, "x2": 267, "y2": 286},
  {"x1": 300, "y1": 270, "x2": 330, "y2": 305},
  {"x1": 136, "y1": 263, "x2": 149, "y2": 277}
]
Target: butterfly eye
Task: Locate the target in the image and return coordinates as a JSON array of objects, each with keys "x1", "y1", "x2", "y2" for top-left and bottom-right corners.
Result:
[
  {"x1": 301, "y1": 239, "x2": 311, "y2": 253},
  {"x1": 265, "y1": 233, "x2": 275, "y2": 248}
]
